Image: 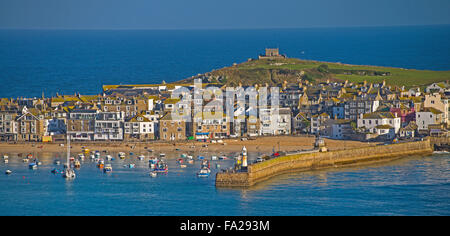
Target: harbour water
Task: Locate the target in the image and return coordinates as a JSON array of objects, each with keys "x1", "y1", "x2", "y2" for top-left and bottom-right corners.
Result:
[{"x1": 0, "y1": 152, "x2": 448, "y2": 215}]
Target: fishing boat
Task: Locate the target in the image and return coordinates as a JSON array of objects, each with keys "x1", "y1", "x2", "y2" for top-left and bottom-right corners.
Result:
[
  {"x1": 29, "y1": 162, "x2": 37, "y2": 169},
  {"x1": 22, "y1": 158, "x2": 29, "y2": 163},
  {"x1": 90, "y1": 154, "x2": 95, "y2": 159},
  {"x1": 177, "y1": 158, "x2": 184, "y2": 164},
  {"x1": 180, "y1": 164, "x2": 187, "y2": 168},
  {"x1": 103, "y1": 164, "x2": 112, "y2": 173},
  {"x1": 94, "y1": 152, "x2": 101, "y2": 158},
  {"x1": 150, "y1": 172, "x2": 157, "y2": 177},
  {"x1": 27, "y1": 154, "x2": 33, "y2": 159},
  {"x1": 159, "y1": 153, "x2": 166, "y2": 158},
  {"x1": 4, "y1": 159, "x2": 8, "y2": 164},
  {"x1": 5, "y1": 170, "x2": 12, "y2": 175},
  {"x1": 187, "y1": 155, "x2": 193, "y2": 160},
  {"x1": 62, "y1": 135, "x2": 76, "y2": 179},
  {"x1": 138, "y1": 154, "x2": 145, "y2": 161},
  {"x1": 118, "y1": 152, "x2": 126, "y2": 159},
  {"x1": 126, "y1": 163, "x2": 135, "y2": 169},
  {"x1": 36, "y1": 161, "x2": 43, "y2": 166},
  {"x1": 197, "y1": 155, "x2": 205, "y2": 160},
  {"x1": 153, "y1": 160, "x2": 168, "y2": 173},
  {"x1": 180, "y1": 153, "x2": 187, "y2": 158},
  {"x1": 197, "y1": 167, "x2": 211, "y2": 177},
  {"x1": 106, "y1": 155, "x2": 113, "y2": 161},
  {"x1": 201, "y1": 160, "x2": 210, "y2": 169},
  {"x1": 211, "y1": 156, "x2": 218, "y2": 161},
  {"x1": 3, "y1": 155, "x2": 8, "y2": 159},
  {"x1": 54, "y1": 160, "x2": 61, "y2": 165},
  {"x1": 97, "y1": 159, "x2": 105, "y2": 168},
  {"x1": 219, "y1": 156, "x2": 228, "y2": 160},
  {"x1": 78, "y1": 154, "x2": 85, "y2": 161}
]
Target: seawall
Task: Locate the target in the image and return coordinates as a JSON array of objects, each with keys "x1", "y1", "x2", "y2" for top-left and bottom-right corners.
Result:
[{"x1": 215, "y1": 140, "x2": 433, "y2": 187}]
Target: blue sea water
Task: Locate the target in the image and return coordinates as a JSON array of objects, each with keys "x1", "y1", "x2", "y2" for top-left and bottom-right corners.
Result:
[
  {"x1": 0, "y1": 25, "x2": 450, "y2": 98},
  {"x1": 0, "y1": 152, "x2": 448, "y2": 216}
]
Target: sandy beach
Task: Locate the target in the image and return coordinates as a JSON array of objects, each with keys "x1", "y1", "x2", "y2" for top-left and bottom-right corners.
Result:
[{"x1": 0, "y1": 136, "x2": 379, "y2": 157}]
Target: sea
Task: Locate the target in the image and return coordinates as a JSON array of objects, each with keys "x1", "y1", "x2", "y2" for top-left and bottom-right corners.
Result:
[{"x1": 0, "y1": 25, "x2": 449, "y2": 215}]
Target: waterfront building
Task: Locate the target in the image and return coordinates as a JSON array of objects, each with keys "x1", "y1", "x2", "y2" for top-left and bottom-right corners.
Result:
[
  {"x1": 94, "y1": 112, "x2": 124, "y2": 141},
  {"x1": 124, "y1": 113, "x2": 156, "y2": 141},
  {"x1": 159, "y1": 112, "x2": 186, "y2": 141},
  {"x1": 357, "y1": 112, "x2": 401, "y2": 134}
]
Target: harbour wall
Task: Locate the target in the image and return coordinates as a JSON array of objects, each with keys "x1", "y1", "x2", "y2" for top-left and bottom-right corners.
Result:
[{"x1": 215, "y1": 140, "x2": 433, "y2": 187}]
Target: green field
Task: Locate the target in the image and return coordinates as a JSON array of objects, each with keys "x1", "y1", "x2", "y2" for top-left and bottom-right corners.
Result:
[{"x1": 200, "y1": 58, "x2": 450, "y2": 88}]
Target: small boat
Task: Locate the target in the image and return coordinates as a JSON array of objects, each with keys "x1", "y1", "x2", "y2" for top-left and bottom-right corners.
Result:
[
  {"x1": 106, "y1": 155, "x2": 113, "y2": 161},
  {"x1": 54, "y1": 160, "x2": 61, "y2": 165},
  {"x1": 197, "y1": 156, "x2": 205, "y2": 160},
  {"x1": 69, "y1": 156, "x2": 75, "y2": 162},
  {"x1": 138, "y1": 155, "x2": 145, "y2": 161},
  {"x1": 5, "y1": 170, "x2": 12, "y2": 175},
  {"x1": 187, "y1": 155, "x2": 193, "y2": 160},
  {"x1": 95, "y1": 152, "x2": 101, "y2": 158},
  {"x1": 51, "y1": 168, "x2": 62, "y2": 174},
  {"x1": 63, "y1": 168, "x2": 76, "y2": 179},
  {"x1": 180, "y1": 153, "x2": 187, "y2": 158},
  {"x1": 103, "y1": 164, "x2": 112, "y2": 173},
  {"x1": 187, "y1": 159, "x2": 194, "y2": 164},
  {"x1": 90, "y1": 154, "x2": 95, "y2": 159},
  {"x1": 4, "y1": 159, "x2": 8, "y2": 164},
  {"x1": 216, "y1": 163, "x2": 221, "y2": 169},
  {"x1": 83, "y1": 148, "x2": 90, "y2": 153},
  {"x1": 150, "y1": 172, "x2": 157, "y2": 177},
  {"x1": 177, "y1": 158, "x2": 184, "y2": 164},
  {"x1": 29, "y1": 162, "x2": 37, "y2": 169},
  {"x1": 180, "y1": 164, "x2": 187, "y2": 168},
  {"x1": 159, "y1": 153, "x2": 166, "y2": 158},
  {"x1": 153, "y1": 161, "x2": 168, "y2": 173},
  {"x1": 74, "y1": 160, "x2": 81, "y2": 168},
  {"x1": 3, "y1": 155, "x2": 8, "y2": 159},
  {"x1": 219, "y1": 156, "x2": 228, "y2": 160},
  {"x1": 118, "y1": 152, "x2": 126, "y2": 159},
  {"x1": 22, "y1": 158, "x2": 29, "y2": 163},
  {"x1": 126, "y1": 163, "x2": 135, "y2": 169},
  {"x1": 27, "y1": 154, "x2": 33, "y2": 159},
  {"x1": 97, "y1": 159, "x2": 105, "y2": 168},
  {"x1": 36, "y1": 161, "x2": 43, "y2": 166},
  {"x1": 197, "y1": 167, "x2": 211, "y2": 177},
  {"x1": 201, "y1": 160, "x2": 210, "y2": 169},
  {"x1": 211, "y1": 156, "x2": 218, "y2": 161}
]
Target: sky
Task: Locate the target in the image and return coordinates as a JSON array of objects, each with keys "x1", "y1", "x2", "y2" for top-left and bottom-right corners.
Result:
[{"x1": 0, "y1": 0, "x2": 449, "y2": 29}]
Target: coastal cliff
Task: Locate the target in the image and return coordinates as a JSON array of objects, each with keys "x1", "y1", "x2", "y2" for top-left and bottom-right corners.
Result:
[{"x1": 216, "y1": 140, "x2": 434, "y2": 187}]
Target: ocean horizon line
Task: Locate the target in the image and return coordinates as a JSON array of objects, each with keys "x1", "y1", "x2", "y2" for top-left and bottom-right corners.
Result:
[{"x1": 0, "y1": 23, "x2": 449, "y2": 31}]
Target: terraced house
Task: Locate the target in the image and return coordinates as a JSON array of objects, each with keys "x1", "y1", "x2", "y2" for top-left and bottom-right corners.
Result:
[{"x1": 124, "y1": 113, "x2": 156, "y2": 141}]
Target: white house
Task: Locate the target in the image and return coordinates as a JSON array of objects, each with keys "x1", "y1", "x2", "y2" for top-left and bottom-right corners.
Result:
[{"x1": 357, "y1": 112, "x2": 401, "y2": 134}]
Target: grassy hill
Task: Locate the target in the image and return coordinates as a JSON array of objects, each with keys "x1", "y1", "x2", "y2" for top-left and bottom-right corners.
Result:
[{"x1": 176, "y1": 58, "x2": 450, "y2": 88}]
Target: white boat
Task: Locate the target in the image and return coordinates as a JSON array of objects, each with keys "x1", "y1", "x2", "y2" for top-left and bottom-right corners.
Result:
[
  {"x1": 63, "y1": 134, "x2": 76, "y2": 179},
  {"x1": 3, "y1": 155, "x2": 8, "y2": 159},
  {"x1": 106, "y1": 155, "x2": 113, "y2": 161},
  {"x1": 5, "y1": 170, "x2": 12, "y2": 175},
  {"x1": 4, "y1": 159, "x2": 8, "y2": 164},
  {"x1": 180, "y1": 164, "x2": 187, "y2": 168},
  {"x1": 118, "y1": 152, "x2": 126, "y2": 159},
  {"x1": 90, "y1": 154, "x2": 95, "y2": 159},
  {"x1": 138, "y1": 154, "x2": 145, "y2": 161},
  {"x1": 22, "y1": 158, "x2": 29, "y2": 163},
  {"x1": 197, "y1": 167, "x2": 211, "y2": 177},
  {"x1": 150, "y1": 172, "x2": 157, "y2": 177},
  {"x1": 187, "y1": 155, "x2": 193, "y2": 160},
  {"x1": 159, "y1": 153, "x2": 166, "y2": 158},
  {"x1": 219, "y1": 156, "x2": 228, "y2": 160},
  {"x1": 78, "y1": 154, "x2": 85, "y2": 161},
  {"x1": 211, "y1": 156, "x2": 218, "y2": 161},
  {"x1": 103, "y1": 164, "x2": 112, "y2": 173},
  {"x1": 37, "y1": 161, "x2": 43, "y2": 166}
]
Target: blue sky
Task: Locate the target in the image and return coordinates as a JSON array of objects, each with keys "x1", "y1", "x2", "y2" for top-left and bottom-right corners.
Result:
[{"x1": 1, "y1": 0, "x2": 449, "y2": 29}]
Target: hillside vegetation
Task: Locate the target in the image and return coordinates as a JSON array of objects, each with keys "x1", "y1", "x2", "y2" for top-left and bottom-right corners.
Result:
[{"x1": 177, "y1": 58, "x2": 450, "y2": 88}]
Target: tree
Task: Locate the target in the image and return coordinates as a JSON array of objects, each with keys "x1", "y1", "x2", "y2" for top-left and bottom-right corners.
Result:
[{"x1": 317, "y1": 64, "x2": 329, "y2": 73}]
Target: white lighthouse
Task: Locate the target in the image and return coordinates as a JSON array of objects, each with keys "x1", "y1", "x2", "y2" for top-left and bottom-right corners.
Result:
[{"x1": 242, "y1": 146, "x2": 248, "y2": 169}]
